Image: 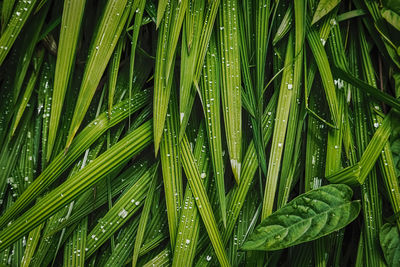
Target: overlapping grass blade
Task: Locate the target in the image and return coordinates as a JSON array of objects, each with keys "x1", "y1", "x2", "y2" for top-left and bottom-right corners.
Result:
[
  {"x1": 0, "y1": 120, "x2": 152, "y2": 250},
  {"x1": 84, "y1": 162, "x2": 157, "y2": 258},
  {"x1": 66, "y1": 0, "x2": 132, "y2": 149},
  {"x1": 131, "y1": 164, "x2": 159, "y2": 267},
  {"x1": 262, "y1": 31, "x2": 294, "y2": 219},
  {"x1": 160, "y1": 88, "x2": 182, "y2": 247},
  {"x1": 218, "y1": 0, "x2": 242, "y2": 183},
  {"x1": 200, "y1": 33, "x2": 227, "y2": 228},
  {"x1": 172, "y1": 122, "x2": 209, "y2": 266},
  {"x1": 0, "y1": 0, "x2": 38, "y2": 65},
  {"x1": 47, "y1": 0, "x2": 86, "y2": 161},
  {"x1": 180, "y1": 134, "x2": 230, "y2": 266}
]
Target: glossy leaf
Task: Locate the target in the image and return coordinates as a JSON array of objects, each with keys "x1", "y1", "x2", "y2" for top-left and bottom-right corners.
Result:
[
  {"x1": 380, "y1": 223, "x2": 400, "y2": 266},
  {"x1": 242, "y1": 184, "x2": 360, "y2": 251}
]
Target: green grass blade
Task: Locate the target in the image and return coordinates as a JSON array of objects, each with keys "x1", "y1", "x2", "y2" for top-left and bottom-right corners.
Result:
[
  {"x1": 132, "y1": 165, "x2": 159, "y2": 267},
  {"x1": 156, "y1": 0, "x2": 168, "y2": 28},
  {"x1": 85, "y1": 162, "x2": 157, "y2": 258},
  {"x1": 218, "y1": 0, "x2": 242, "y2": 183},
  {"x1": 66, "y1": 0, "x2": 132, "y2": 149},
  {"x1": 180, "y1": 134, "x2": 230, "y2": 267},
  {"x1": 0, "y1": 120, "x2": 153, "y2": 251},
  {"x1": 0, "y1": 0, "x2": 38, "y2": 65},
  {"x1": 306, "y1": 18, "x2": 339, "y2": 127},
  {"x1": 107, "y1": 36, "x2": 124, "y2": 117},
  {"x1": 160, "y1": 88, "x2": 182, "y2": 248},
  {"x1": 63, "y1": 217, "x2": 88, "y2": 267},
  {"x1": 262, "y1": 32, "x2": 294, "y2": 219},
  {"x1": 200, "y1": 33, "x2": 226, "y2": 227},
  {"x1": 21, "y1": 224, "x2": 43, "y2": 267},
  {"x1": 153, "y1": 0, "x2": 174, "y2": 155},
  {"x1": 172, "y1": 122, "x2": 209, "y2": 267},
  {"x1": 0, "y1": 91, "x2": 150, "y2": 229},
  {"x1": 10, "y1": 48, "x2": 44, "y2": 136},
  {"x1": 47, "y1": 0, "x2": 86, "y2": 161}
]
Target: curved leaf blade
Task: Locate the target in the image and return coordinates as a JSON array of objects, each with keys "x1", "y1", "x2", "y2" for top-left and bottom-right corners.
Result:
[
  {"x1": 47, "y1": 0, "x2": 86, "y2": 161},
  {"x1": 242, "y1": 184, "x2": 361, "y2": 251},
  {"x1": 66, "y1": 0, "x2": 131, "y2": 149},
  {"x1": 380, "y1": 223, "x2": 400, "y2": 266},
  {"x1": 311, "y1": 0, "x2": 340, "y2": 25}
]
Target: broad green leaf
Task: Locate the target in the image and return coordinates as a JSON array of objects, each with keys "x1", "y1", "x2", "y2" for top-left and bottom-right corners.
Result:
[
  {"x1": 381, "y1": 7, "x2": 400, "y2": 31},
  {"x1": 311, "y1": 0, "x2": 340, "y2": 25},
  {"x1": 380, "y1": 223, "x2": 400, "y2": 266},
  {"x1": 66, "y1": 0, "x2": 132, "y2": 149},
  {"x1": 242, "y1": 184, "x2": 361, "y2": 251},
  {"x1": 47, "y1": 0, "x2": 86, "y2": 161}
]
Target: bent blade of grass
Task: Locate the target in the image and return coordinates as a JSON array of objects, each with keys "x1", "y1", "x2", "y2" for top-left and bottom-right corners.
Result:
[
  {"x1": 262, "y1": 31, "x2": 294, "y2": 220},
  {"x1": 66, "y1": 0, "x2": 132, "y2": 150},
  {"x1": 180, "y1": 134, "x2": 230, "y2": 267},
  {"x1": 0, "y1": 120, "x2": 153, "y2": 251},
  {"x1": 218, "y1": 0, "x2": 242, "y2": 183},
  {"x1": 47, "y1": 0, "x2": 86, "y2": 161},
  {"x1": 0, "y1": 90, "x2": 150, "y2": 229},
  {"x1": 331, "y1": 66, "x2": 400, "y2": 112}
]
